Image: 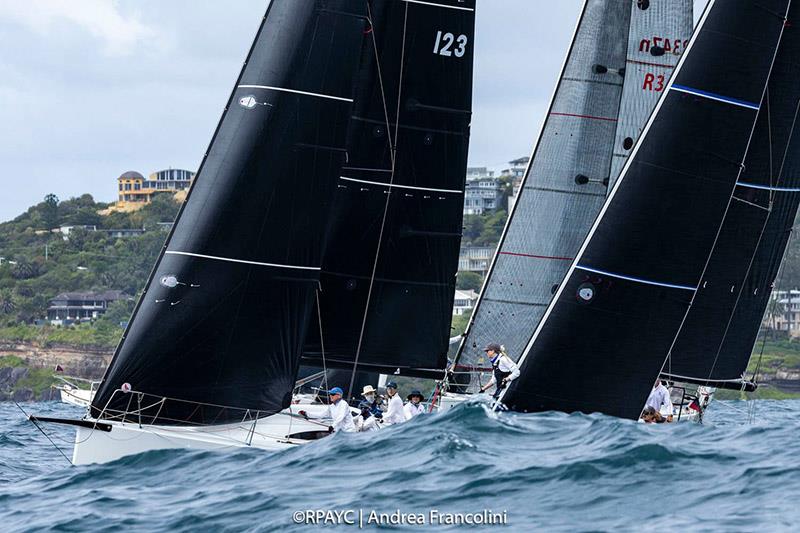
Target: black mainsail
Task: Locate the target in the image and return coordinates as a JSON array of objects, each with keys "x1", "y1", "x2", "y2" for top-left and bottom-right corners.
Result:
[
  {"x1": 664, "y1": 5, "x2": 800, "y2": 390},
  {"x1": 302, "y1": 0, "x2": 475, "y2": 380},
  {"x1": 500, "y1": 0, "x2": 791, "y2": 419},
  {"x1": 92, "y1": 1, "x2": 370, "y2": 424}
]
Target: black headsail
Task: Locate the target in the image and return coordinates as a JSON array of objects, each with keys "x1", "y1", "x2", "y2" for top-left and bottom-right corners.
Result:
[
  {"x1": 665, "y1": 6, "x2": 800, "y2": 390},
  {"x1": 91, "y1": 1, "x2": 370, "y2": 424},
  {"x1": 499, "y1": 0, "x2": 791, "y2": 419},
  {"x1": 301, "y1": 0, "x2": 475, "y2": 381}
]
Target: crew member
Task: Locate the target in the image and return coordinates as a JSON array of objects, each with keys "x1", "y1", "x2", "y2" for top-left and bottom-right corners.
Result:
[
  {"x1": 358, "y1": 385, "x2": 383, "y2": 418},
  {"x1": 479, "y1": 343, "x2": 520, "y2": 398},
  {"x1": 382, "y1": 381, "x2": 405, "y2": 425},
  {"x1": 404, "y1": 390, "x2": 426, "y2": 420},
  {"x1": 645, "y1": 378, "x2": 674, "y2": 423},
  {"x1": 300, "y1": 386, "x2": 355, "y2": 433}
]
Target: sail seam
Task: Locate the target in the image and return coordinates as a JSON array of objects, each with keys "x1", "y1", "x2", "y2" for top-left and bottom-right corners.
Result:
[
  {"x1": 671, "y1": 84, "x2": 760, "y2": 111},
  {"x1": 402, "y1": 0, "x2": 474, "y2": 12},
  {"x1": 237, "y1": 84, "x2": 353, "y2": 102},
  {"x1": 339, "y1": 176, "x2": 462, "y2": 194},
  {"x1": 522, "y1": 185, "x2": 606, "y2": 198},
  {"x1": 550, "y1": 111, "x2": 618, "y2": 122},
  {"x1": 499, "y1": 251, "x2": 573, "y2": 261},
  {"x1": 576, "y1": 265, "x2": 696, "y2": 291},
  {"x1": 165, "y1": 251, "x2": 321, "y2": 271}
]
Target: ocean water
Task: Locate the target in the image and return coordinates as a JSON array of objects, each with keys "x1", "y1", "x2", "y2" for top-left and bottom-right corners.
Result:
[{"x1": 1, "y1": 400, "x2": 799, "y2": 532}]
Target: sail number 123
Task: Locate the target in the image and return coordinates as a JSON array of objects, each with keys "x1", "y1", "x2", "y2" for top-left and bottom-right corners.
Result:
[{"x1": 433, "y1": 31, "x2": 468, "y2": 58}]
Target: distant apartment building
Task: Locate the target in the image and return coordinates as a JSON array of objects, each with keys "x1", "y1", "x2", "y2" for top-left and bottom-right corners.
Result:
[
  {"x1": 453, "y1": 289, "x2": 478, "y2": 316},
  {"x1": 458, "y1": 246, "x2": 494, "y2": 276},
  {"x1": 467, "y1": 166, "x2": 495, "y2": 180},
  {"x1": 117, "y1": 168, "x2": 195, "y2": 210},
  {"x1": 499, "y1": 156, "x2": 529, "y2": 179},
  {"x1": 765, "y1": 290, "x2": 800, "y2": 337},
  {"x1": 464, "y1": 177, "x2": 503, "y2": 215},
  {"x1": 47, "y1": 290, "x2": 130, "y2": 325}
]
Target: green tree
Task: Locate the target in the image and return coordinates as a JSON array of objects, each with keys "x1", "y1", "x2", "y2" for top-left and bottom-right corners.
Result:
[
  {"x1": 450, "y1": 309, "x2": 472, "y2": 337},
  {"x1": 42, "y1": 193, "x2": 60, "y2": 230},
  {"x1": 0, "y1": 289, "x2": 15, "y2": 315},
  {"x1": 456, "y1": 271, "x2": 483, "y2": 291}
]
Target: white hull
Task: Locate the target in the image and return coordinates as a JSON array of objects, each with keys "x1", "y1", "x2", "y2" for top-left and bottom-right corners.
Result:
[
  {"x1": 57, "y1": 386, "x2": 94, "y2": 408},
  {"x1": 72, "y1": 403, "x2": 333, "y2": 465}
]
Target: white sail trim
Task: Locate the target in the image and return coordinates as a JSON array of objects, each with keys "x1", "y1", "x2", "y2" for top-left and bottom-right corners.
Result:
[
  {"x1": 402, "y1": 0, "x2": 474, "y2": 12},
  {"x1": 165, "y1": 251, "x2": 321, "y2": 271},
  {"x1": 339, "y1": 176, "x2": 463, "y2": 194},
  {"x1": 670, "y1": 84, "x2": 760, "y2": 111},
  {"x1": 736, "y1": 181, "x2": 800, "y2": 192},
  {"x1": 237, "y1": 85, "x2": 353, "y2": 103},
  {"x1": 576, "y1": 265, "x2": 696, "y2": 292}
]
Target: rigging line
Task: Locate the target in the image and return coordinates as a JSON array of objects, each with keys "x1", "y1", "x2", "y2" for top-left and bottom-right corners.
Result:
[
  {"x1": 14, "y1": 402, "x2": 73, "y2": 467},
  {"x1": 652, "y1": 5, "x2": 789, "y2": 406},
  {"x1": 315, "y1": 288, "x2": 329, "y2": 396},
  {"x1": 347, "y1": 2, "x2": 409, "y2": 396}
]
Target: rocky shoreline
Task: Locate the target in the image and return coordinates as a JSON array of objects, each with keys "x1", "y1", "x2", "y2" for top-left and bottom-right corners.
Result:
[{"x1": 0, "y1": 342, "x2": 112, "y2": 402}]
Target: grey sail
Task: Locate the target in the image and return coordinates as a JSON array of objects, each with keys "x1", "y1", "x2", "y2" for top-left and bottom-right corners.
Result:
[
  {"x1": 455, "y1": 0, "x2": 692, "y2": 388},
  {"x1": 608, "y1": 1, "x2": 694, "y2": 186}
]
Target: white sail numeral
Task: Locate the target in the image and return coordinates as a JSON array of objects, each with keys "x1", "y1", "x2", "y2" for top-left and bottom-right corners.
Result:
[{"x1": 433, "y1": 31, "x2": 468, "y2": 58}]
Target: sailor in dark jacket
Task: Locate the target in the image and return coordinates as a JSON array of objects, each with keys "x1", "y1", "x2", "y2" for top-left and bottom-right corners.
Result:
[{"x1": 479, "y1": 342, "x2": 520, "y2": 398}]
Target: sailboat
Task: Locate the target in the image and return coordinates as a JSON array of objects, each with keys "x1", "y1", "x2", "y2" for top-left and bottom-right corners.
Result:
[
  {"x1": 661, "y1": 4, "x2": 800, "y2": 408},
  {"x1": 450, "y1": 0, "x2": 694, "y2": 394},
  {"x1": 30, "y1": 0, "x2": 476, "y2": 465},
  {"x1": 498, "y1": 0, "x2": 794, "y2": 420}
]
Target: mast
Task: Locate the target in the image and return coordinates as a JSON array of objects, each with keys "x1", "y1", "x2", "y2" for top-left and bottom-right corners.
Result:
[
  {"x1": 500, "y1": 0, "x2": 792, "y2": 419},
  {"x1": 456, "y1": 0, "x2": 692, "y2": 387},
  {"x1": 301, "y1": 0, "x2": 476, "y2": 382},
  {"x1": 664, "y1": 4, "x2": 800, "y2": 389},
  {"x1": 91, "y1": 0, "x2": 370, "y2": 425}
]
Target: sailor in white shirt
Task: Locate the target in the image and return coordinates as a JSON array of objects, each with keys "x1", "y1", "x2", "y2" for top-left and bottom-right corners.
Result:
[
  {"x1": 645, "y1": 379, "x2": 674, "y2": 422},
  {"x1": 300, "y1": 387, "x2": 356, "y2": 433},
  {"x1": 479, "y1": 343, "x2": 520, "y2": 399},
  {"x1": 382, "y1": 381, "x2": 406, "y2": 426},
  {"x1": 403, "y1": 390, "x2": 426, "y2": 420}
]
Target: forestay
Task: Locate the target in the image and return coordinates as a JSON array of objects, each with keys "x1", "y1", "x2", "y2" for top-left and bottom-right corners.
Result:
[{"x1": 500, "y1": 0, "x2": 791, "y2": 419}]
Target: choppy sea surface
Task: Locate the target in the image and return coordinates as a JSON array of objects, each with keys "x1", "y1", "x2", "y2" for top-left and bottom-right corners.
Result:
[{"x1": 1, "y1": 400, "x2": 799, "y2": 532}]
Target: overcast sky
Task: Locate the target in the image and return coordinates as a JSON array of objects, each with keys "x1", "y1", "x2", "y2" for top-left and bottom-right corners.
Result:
[{"x1": 0, "y1": 0, "x2": 707, "y2": 223}]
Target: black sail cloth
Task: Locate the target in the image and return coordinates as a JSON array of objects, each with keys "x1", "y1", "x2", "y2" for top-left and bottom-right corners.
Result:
[
  {"x1": 500, "y1": 0, "x2": 791, "y2": 419},
  {"x1": 302, "y1": 0, "x2": 475, "y2": 379},
  {"x1": 666, "y1": 7, "x2": 800, "y2": 386},
  {"x1": 91, "y1": 0, "x2": 368, "y2": 424}
]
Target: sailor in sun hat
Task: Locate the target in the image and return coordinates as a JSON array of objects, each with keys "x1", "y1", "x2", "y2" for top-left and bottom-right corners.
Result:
[
  {"x1": 403, "y1": 390, "x2": 426, "y2": 420},
  {"x1": 357, "y1": 384, "x2": 383, "y2": 419},
  {"x1": 479, "y1": 342, "x2": 520, "y2": 398},
  {"x1": 382, "y1": 381, "x2": 405, "y2": 426}
]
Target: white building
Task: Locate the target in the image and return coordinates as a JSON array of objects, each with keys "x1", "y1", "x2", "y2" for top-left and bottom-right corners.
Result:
[
  {"x1": 458, "y1": 246, "x2": 494, "y2": 276},
  {"x1": 464, "y1": 177, "x2": 502, "y2": 215},
  {"x1": 765, "y1": 290, "x2": 800, "y2": 337},
  {"x1": 453, "y1": 289, "x2": 478, "y2": 316}
]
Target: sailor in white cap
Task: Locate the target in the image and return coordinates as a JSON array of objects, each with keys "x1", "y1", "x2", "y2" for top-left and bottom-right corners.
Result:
[
  {"x1": 382, "y1": 381, "x2": 406, "y2": 426},
  {"x1": 300, "y1": 387, "x2": 356, "y2": 433},
  {"x1": 479, "y1": 343, "x2": 520, "y2": 399}
]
